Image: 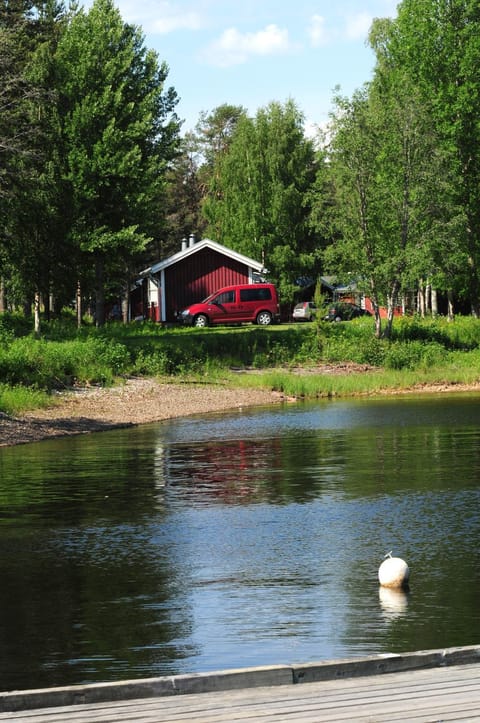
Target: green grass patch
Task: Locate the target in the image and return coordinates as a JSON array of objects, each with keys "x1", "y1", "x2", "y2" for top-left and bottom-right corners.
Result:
[
  {"x1": 0, "y1": 384, "x2": 51, "y2": 416},
  {"x1": 0, "y1": 336, "x2": 131, "y2": 391},
  {"x1": 231, "y1": 347, "x2": 480, "y2": 399}
]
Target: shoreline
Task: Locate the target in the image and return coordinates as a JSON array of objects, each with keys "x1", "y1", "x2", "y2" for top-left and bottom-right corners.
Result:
[
  {"x1": 0, "y1": 378, "x2": 285, "y2": 448},
  {"x1": 2, "y1": 374, "x2": 480, "y2": 449}
]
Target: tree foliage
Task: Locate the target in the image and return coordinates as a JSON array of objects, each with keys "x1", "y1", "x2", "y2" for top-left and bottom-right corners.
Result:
[
  {"x1": 159, "y1": 132, "x2": 208, "y2": 258},
  {"x1": 309, "y1": 0, "x2": 480, "y2": 334},
  {"x1": 0, "y1": 0, "x2": 180, "y2": 325},
  {"x1": 3, "y1": 0, "x2": 480, "y2": 332},
  {"x1": 0, "y1": 0, "x2": 69, "y2": 327},
  {"x1": 380, "y1": 0, "x2": 480, "y2": 314},
  {"x1": 55, "y1": 0, "x2": 180, "y2": 324},
  {"x1": 202, "y1": 100, "x2": 320, "y2": 299}
]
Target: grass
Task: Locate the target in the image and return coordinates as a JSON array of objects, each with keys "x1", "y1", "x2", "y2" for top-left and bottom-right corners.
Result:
[
  {"x1": 1, "y1": 311, "x2": 480, "y2": 415},
  {"x1": 232, "y1": 363, "x2": 479, "y2": 400},
  {"x1": 0, "y1": 384, "x2": 52, "y2": 416}
]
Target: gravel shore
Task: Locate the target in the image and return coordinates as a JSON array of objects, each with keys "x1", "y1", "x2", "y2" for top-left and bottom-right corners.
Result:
[
  {"x1": 2, "y1": 370, "x2": 480, "y2": 448},
  {"x1": 0, "y1": 378, "x2": 285, "y2": 447}
]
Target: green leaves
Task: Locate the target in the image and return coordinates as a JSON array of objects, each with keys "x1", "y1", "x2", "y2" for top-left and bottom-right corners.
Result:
[
  {"x1": 54, "y1": 0, "x2": 180, "y2": 323},
  {"x1": 387, "y1": 0, "x2": 480, "y2": 313},
  {"x1": 80, "y1": 225, "x2": 150, "y2": 255},
  {"x1": 203, "y1": 100, "x2": 318, "y2": 300},
  {"x1": 311, "y1": 0, "x2": 480, "y2": 334}
]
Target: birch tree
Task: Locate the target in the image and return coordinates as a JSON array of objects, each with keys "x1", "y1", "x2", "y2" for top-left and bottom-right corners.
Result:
[
  {"x1": 384, "y1": 0, "x2": 480, "y2": 315},
  {"x1": 203, "y1": 100, "x2": 318, "y2": 299},
  {"x1": 319, "y1": 70, "x2": 440, "y2": 339}
]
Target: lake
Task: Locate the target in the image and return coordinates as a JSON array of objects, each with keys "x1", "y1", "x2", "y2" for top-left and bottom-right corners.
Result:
[{"x1": 0, "y1": 392, "x2": 479, "y2": 690}]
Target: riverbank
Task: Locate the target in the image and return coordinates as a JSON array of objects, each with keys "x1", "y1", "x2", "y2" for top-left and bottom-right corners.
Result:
[
  {"x1": 0, "y1": 377, "x2": 285, "y2": 447},
  {"x1": 1, "y1": 370, "x2": 480, "y2": 448}
]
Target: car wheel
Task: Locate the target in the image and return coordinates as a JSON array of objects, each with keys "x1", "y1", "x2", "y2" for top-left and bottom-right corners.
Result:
[
  {"x1": 256, "y1": 310, "x2": 272, "y2": 326},
  {"x1": 335, "y1": 315, "x2": 342, "y2": 322},
  {"x1": 194, "y1": 314, "x2": 208, "y2": 328}
]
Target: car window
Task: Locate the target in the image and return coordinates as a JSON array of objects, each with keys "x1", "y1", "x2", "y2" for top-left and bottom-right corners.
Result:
[
  {"x1": 240, "y1": 287, "x2": 272, "y2": 302},
  {"x1": 214, "y1": 290, "x2": 235, "y2": 304}
]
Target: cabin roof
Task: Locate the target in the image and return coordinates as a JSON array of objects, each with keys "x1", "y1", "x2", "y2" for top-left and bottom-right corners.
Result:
[{"x1": 139, "y1": 238, "x2": 265, "y2": 277}]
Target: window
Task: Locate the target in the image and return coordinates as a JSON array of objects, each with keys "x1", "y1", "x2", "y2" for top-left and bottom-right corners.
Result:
[
  {"x1": 215, "y1": 290, "x2": 235, "y2": 304},
  {"x1": 240, "y1": 288, "x2": 271, "y2": 302}
]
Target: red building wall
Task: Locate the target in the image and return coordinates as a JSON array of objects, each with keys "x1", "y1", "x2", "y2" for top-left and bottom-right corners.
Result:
[{"x1": 363, "y1": 297, "x2": 403, "y2": 318}]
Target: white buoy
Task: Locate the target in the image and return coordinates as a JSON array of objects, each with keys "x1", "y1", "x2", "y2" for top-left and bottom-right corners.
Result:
[{"x1": 378, "y1": 551, "x2": 410, "y2": 589}]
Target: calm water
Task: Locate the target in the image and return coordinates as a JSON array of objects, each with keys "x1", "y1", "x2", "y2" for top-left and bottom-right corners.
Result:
[{"x1": 1, "y1": 393, "x2": 480, "y2": 690}]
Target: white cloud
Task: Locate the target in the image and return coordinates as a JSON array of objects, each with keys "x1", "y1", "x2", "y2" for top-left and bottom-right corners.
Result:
[
  {"x1": 344, "y1": 12, "x2": 374, "y2": 41},
  {"x1": 307, "y1": 14, "x2": 330, "y2": 47},
  {"x1": 307, "y1": 10, "x2": 377, "y2": 48},
  {"x1": 153, "y1": 11, "x2": 203, "y2": 33},
  {"x1": 115, "y1": 0, "x2": 203, "y2": 34},
  {"x1": 203, "y1": 24, "x2": 292, "y2": 67}
]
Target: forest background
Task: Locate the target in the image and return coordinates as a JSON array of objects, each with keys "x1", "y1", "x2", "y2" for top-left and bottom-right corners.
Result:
[{"x1": 2, "y1": 0, "x2": 480, "y2": 342}]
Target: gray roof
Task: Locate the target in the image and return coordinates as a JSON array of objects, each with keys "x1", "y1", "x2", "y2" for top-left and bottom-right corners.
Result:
[{"x1": 320, "y1": 276, "x2": 359, "y2": 293}]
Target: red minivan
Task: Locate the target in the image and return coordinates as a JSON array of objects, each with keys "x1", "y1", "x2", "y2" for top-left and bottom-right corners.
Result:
[{"x1": 178, "y1": 283, "x2": 280, "y2": 327}]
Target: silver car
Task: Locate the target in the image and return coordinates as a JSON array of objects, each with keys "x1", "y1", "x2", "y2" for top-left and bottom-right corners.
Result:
[{"x1": 292, "y1": 301, "x2": 317, "y2": 321}]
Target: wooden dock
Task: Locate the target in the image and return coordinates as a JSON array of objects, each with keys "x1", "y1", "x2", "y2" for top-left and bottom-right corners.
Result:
[{"x1": 1, "y1": 647, "x2": 480, "y2": 722}]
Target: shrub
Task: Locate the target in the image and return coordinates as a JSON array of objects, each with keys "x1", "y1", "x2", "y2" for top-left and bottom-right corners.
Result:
[
  {"x1": 392, "y1": 315, "x2": 480, "y2": 350},
  {"x1": 132, "y1": 349, "x2": 172, "y2": 376},
  {"x1": 321, "y1": 328, "x2": 385, "y2": 367},
  {"x1": 1, "y1": 313, "x2": 479, "y2": 408},
  {"x1": 65, "y1": 337, "x2": 130, "y2": 383},
  {"x1": 0, "y1": 319, "x2": 14, "y2": 345},
  {"x1": 0, "y1": 312, "x2": 32, "y2": 338},
  {"x1": 0, "y1": 336, "x2": 131, "y2": 389},
  {"x1": 383, "y1": 340, "x2": 447, "y2": 370}
]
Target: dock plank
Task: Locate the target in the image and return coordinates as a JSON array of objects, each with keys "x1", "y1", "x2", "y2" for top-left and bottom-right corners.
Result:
[{"x1": 2, "y1": 662, "x2": 480, "y2": 722}]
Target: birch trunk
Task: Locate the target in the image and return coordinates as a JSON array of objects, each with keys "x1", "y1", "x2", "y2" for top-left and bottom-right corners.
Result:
[{"x1": 34, "y1": 291, "x2": 41, "y2": 336}]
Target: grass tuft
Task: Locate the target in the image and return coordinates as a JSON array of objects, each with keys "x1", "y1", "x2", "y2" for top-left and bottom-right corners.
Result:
[{"x1": 0, "y1": 384, "x2": 52, "y2": 416}]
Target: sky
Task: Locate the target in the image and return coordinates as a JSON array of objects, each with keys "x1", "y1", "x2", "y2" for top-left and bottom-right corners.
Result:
[{"x1": 92, "y1": 0, "x2": 400, "y2": 135}]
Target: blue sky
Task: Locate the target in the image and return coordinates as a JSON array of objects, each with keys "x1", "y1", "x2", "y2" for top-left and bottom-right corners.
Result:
[{"x1": 101, "y1": 0, "x2": 400, "y2": 134}]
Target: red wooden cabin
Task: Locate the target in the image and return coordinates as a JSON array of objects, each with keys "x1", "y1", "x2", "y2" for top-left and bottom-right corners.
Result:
[{"x1": 131, "y1": 237, "x2": 267, "y2": 323}]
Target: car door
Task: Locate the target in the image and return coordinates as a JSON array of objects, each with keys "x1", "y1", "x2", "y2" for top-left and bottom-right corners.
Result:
[
  {"x1": 238, "y1": 287, "x2": 273, "y2": 321},
  {"x1": 207, "y1": 289, "x2": 239, "y2": 323}
]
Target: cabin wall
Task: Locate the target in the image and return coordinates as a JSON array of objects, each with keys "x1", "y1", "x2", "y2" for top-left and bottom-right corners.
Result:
[{"x1": 163, "y1": 248, "x2": 253, "y2": 322}]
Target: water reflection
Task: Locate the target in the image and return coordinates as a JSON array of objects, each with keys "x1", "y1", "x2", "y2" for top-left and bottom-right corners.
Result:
[
  {"x1": 0, "y1": 393, "x2": 480, "y2": 689},
  {"x1": 379, "y1": 587, "x2": 410, "y2": 620}
]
